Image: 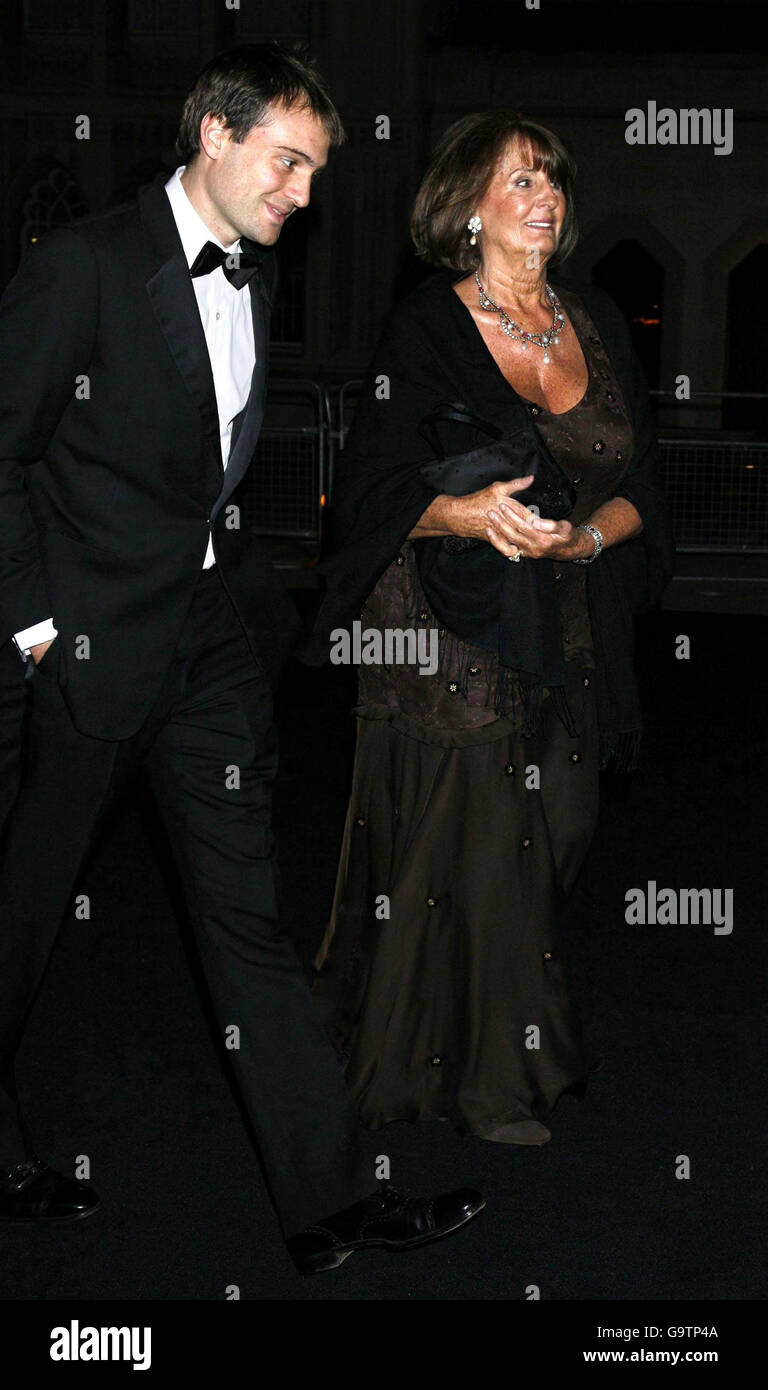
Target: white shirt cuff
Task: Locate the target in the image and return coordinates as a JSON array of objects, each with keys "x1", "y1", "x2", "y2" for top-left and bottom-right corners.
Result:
[{"x1": 13, "y1": 618, "x2": 58, "y2": 657}]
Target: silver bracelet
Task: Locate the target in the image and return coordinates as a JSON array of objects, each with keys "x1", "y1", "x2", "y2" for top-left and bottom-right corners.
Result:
[{"x1": 572, "y1": 523, "x2": 604, "y2": 564}]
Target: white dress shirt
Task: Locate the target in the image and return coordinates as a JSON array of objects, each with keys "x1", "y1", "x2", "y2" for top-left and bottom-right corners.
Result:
[{"x1": 14, "y1": 165, "x2": 256, "y2": 656}]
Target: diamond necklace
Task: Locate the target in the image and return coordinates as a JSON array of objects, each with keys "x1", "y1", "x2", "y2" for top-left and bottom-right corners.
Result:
[{"x1": 475, "y1": 270, "x2": 565, "y2": 365}]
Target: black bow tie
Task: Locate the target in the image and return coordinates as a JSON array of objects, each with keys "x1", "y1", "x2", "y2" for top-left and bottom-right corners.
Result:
[{"x1": 189, "y1": 237, "x2": 264, "y2": 290}]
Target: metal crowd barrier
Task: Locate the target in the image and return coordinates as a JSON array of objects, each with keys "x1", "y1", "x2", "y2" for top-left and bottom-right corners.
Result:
[
  {"x1": 657, "y1": 440, "x2": 768, "y2": 552},
  {"x1": 241, "y1": 379, "x2": 330, "y2": 543},
  {"x1": 245, "y1": 379, "x2": 768, "y2": 555}
]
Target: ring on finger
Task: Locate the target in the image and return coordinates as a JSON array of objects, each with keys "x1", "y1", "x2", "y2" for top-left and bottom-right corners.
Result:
[{"x1": 508, "y1": 547, "x2": 523, "y2": 563}]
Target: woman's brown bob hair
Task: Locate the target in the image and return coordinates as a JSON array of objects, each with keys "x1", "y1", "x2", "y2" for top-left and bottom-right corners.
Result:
[{"x1": 411, "y1": 112, "x2": 578, "y2": 271}]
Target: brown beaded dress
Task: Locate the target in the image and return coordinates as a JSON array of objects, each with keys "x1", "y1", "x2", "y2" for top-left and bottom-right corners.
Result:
[{"x1": 312, "y1": 289, "x2": 634, "y2": 1137}]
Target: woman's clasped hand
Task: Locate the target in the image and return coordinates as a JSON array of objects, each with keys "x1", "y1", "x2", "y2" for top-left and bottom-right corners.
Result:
[{"x1": 434, "y1": 475, "x2": 595, "y2": 562}]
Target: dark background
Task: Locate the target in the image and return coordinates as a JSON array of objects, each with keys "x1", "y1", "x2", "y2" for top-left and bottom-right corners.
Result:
[{"x1": 1, "y1": 0, "x2": 766, "y2": 420}]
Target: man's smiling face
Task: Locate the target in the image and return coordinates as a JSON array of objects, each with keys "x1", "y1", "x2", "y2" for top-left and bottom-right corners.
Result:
[{"x1": 187, "y1": 99, "x2": 331, "y2": 247}]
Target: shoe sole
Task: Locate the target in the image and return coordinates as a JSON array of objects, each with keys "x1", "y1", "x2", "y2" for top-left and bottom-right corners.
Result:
[
  {"x1": 293, "y1": 1198, "x2": 487, "y2": 1274},
  {"x1": 0, "y1": 1202, "x2": 101, "y2": 1223},
  {"x1": 480, "y1": 1128, "x2": 551, "y2": 1145}
]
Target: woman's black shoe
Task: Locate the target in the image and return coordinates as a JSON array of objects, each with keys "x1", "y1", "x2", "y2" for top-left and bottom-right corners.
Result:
[
  {"x1": 0, "y1": 1156, "x2": 100, "y2": 1222},
  {"x1": 286, "y1": 1183, "x2": 485, "y2": 1274}
]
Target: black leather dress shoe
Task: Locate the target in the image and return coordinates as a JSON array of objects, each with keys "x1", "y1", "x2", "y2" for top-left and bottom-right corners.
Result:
[
  {"x1": 286, "y1": 1183, "x2": 485, "y2": 1274},
  {"x1": 0, "y1": 1156, "x2": 100, "y2": 1222}
]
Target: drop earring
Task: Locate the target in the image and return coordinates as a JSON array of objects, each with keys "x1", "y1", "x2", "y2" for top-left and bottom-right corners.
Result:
[{"x1": 467, "y1": 215, "x2": 482, "y2": 246}]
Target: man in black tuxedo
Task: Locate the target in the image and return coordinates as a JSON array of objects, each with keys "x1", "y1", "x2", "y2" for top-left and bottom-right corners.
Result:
[{"x1": 0, "y1": 44, "x2": 483, "y2": 1274}]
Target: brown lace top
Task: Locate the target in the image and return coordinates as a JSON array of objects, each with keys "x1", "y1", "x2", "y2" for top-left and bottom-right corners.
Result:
[{"x1": 356, "y1": 288, "x2": 635, "y2": 735}]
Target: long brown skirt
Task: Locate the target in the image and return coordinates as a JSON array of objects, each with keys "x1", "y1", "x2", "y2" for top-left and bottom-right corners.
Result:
[{"x1": 312, "y1": 665, "x2": 600, "y2": 1136}]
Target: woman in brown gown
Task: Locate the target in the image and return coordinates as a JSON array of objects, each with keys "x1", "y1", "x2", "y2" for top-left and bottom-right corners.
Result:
[{"x1": 306, "y1": 113, "x2": 673, "y2": 1146}]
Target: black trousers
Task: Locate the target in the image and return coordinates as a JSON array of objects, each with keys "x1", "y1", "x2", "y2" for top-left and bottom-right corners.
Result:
[
  {"x1": 0, "y1": 565, "x2": 373, "y2": 1237},
  {"x1": 0, "y1": 638, "x2": 25, "y2": 835}
]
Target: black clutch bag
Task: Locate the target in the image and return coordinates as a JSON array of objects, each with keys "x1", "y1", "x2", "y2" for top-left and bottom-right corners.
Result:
[
  {"x1": 412, "y1": 403, "x2": 576, "y2": 650},
  {"x1": 418, "y1": 402, "x2": 577, "y2": 521}
]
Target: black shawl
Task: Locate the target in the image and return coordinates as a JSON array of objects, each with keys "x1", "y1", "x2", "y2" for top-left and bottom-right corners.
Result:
[{"x1": 297, "y1": 268, "x2": 675, "y2": 772}]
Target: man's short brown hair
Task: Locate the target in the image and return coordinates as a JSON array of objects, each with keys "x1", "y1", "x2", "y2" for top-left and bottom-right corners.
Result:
[{"x1": 176, "y1": 42, "x2": 345, "y2": 164}]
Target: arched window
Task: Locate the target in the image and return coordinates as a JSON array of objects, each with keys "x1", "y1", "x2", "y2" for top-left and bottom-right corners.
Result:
[
  {"x1": 724, "y1": 244, "x2": 768, "y2": 436},
  {"x1": 591, "y1": 239, "x2": 663, "y2": 388},
  {"x1": 19, "y1": 167, "x2": 89, "y2": 253}
]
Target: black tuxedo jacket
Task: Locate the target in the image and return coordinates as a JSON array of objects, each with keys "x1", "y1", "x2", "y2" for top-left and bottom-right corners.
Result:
[{"x1": 0, "y1": 171, "x2": 302, "y2": 740}]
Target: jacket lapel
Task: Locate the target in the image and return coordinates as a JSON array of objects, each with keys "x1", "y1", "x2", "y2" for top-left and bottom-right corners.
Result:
[
  {"x1": 146, "y1": 259, "x2": 223, "y2": 464},
  {"x1": 209, "y1": 254, "x2": 275, "y2": 522},
  {"x1": 138, "y1": 172, "x2": 276, "y2": 519},
  {"x1": 139, "y1": 174, "x2": 223, "y2": 494}
]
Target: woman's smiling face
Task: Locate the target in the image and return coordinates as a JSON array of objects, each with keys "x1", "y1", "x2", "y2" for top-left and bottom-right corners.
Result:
[{"x1": 474, "y1": 138, "x2": 567, "y2": 266}]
